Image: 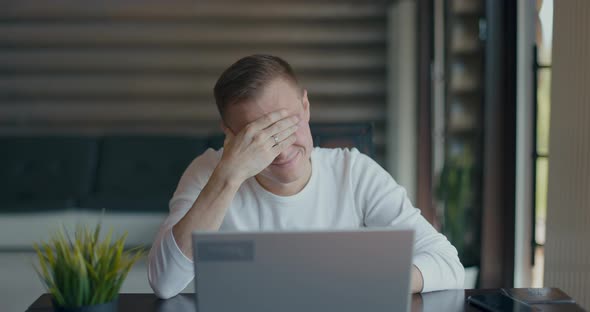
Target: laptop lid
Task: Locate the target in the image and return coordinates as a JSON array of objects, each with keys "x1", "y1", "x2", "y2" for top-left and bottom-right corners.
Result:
[{"x1": 192, "y1": 229, "x2": 414, "y2": 312}]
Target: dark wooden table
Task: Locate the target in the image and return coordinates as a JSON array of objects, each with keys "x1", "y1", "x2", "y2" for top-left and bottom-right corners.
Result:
[{"x1": 26, "y1": 289, "x2": 585, "y2": 312}]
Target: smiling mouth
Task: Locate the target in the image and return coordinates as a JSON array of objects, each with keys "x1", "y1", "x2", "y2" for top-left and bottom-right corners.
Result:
[{"x1": 271, "y1": 150, "x2": 299, "y2": 167}]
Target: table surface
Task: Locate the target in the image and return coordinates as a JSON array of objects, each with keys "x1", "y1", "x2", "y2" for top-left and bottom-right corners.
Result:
[{"x1": 26, "y1": 289, "x2": 585, "y2": 312}]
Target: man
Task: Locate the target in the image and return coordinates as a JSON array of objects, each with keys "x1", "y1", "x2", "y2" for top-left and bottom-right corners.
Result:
[{"x1": 148, "y1": 55, "x2": 464, "y2": 299}]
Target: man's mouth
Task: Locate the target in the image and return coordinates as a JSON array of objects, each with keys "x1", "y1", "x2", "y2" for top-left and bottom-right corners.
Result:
[{"x1": 271, "y1": 150, "x2": 299, "y2": 167}]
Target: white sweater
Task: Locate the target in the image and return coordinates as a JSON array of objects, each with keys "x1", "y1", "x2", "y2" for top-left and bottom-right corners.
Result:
[{"x1": 148, "y1": 147, "x2": 464, "y2": 299}]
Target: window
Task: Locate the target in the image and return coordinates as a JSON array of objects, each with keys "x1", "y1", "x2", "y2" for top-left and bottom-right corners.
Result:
[{"x1": 531, "y1": 0, "x2": 553, "y2": 288}]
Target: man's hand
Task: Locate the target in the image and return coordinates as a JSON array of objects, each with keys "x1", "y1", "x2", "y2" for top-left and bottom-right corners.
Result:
[
  {"x1": 411, "y1": 265, "x2": 424, "y2": 293},
  {"x1": 171, "y1": 109, "x2": 299, "y2": 259},
  {"x1": 217, "y1": 109, "x2": 299, "y2": 183}
]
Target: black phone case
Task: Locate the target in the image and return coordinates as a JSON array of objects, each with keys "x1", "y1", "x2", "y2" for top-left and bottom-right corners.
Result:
[{"x1": 467, "y1": 293, "x2": 535, "y2": 312}]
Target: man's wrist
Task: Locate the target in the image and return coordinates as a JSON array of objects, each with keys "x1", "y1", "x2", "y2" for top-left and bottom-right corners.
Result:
[{"x1": 213, "y1": 161, "x2": 245, "y2": 189}]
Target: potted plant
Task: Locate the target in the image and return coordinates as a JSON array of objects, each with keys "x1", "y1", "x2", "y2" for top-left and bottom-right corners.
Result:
[{"x1": 33, "y1": 223, "x2": 144, "y2": 312}]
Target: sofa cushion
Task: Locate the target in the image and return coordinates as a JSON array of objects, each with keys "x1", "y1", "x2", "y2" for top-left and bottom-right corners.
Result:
[
  {"x1": 0, "y1": 136, "x2": 97, "y2": 211},
  {"x1": 311, "y1": 123, "x2": 374, "y2": 157},
  {"x1": 83, "y1": 136, "x2": 209, "y2": 212}
]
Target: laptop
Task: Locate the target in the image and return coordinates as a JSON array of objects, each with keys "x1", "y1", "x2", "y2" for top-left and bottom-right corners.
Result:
[{"x1": 192, "y1": 229, "x2": 415, "y2": 312}]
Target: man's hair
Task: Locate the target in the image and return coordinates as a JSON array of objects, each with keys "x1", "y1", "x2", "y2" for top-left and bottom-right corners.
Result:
[{"x1": 214, "y1": 54, "x2": 300, "y2": 119}]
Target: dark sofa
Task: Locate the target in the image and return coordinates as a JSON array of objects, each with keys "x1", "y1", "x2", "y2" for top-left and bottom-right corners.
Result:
[{"x1": 0, "y1": 123, "x2": 374, "y2": 214}]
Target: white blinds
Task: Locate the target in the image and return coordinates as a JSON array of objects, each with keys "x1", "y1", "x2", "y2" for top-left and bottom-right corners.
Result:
[{"x1": 0, "y1": 0, "x2": 389, "y2": 162}]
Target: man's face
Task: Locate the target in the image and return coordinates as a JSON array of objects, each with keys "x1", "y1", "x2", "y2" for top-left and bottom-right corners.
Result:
[{"x1": 223, "y1": 78, "x2": 313, "y2": 186}]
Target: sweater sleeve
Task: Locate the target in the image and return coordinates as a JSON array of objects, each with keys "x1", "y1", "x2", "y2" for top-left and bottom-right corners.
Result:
[
  {"x1": 147, "y1": 216, "x2": 194, "y2": 299},
  {"x1": 148, "y1": 199, "x2": 194, "y2": 299},
  {"x1": 147, "y1": 149, "x2": 219, "y2": 299},
  {"x1": 351, "y1": 150, "x2": 465, "y2": 292}
]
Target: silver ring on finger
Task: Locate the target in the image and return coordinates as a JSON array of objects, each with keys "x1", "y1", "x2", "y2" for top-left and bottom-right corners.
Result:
[{"x1": 272, "y1": 135, "x2": 279, "y2": 145}]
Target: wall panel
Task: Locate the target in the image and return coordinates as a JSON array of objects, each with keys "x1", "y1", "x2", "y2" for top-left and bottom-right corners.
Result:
[
  {"x1": 544, "y1": 0, "x2": 590, "y2": 309},
  {"x1": 0, "y1": 0, "x2": 389, "y2": 162}
]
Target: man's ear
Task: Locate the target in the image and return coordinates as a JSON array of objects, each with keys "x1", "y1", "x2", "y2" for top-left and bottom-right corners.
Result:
[{"x1": 302, "y1": 89, "x2": 311, "y2": 122}]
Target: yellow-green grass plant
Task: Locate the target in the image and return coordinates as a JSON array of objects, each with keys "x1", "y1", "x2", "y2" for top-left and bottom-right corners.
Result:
[{"x1": 33, "y1": 223, "x2": 144, "y2": 308}]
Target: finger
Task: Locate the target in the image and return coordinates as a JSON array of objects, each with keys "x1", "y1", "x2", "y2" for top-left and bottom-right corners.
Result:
[
  {"x1": 264, "y1": 124, "x2": 298, "y2": 150},
  {"x1": 271, "y1": 133, "x2": 297, "y2": 153},
  {"x1": 261, "y1": 115, "x2": 300, "y2": 140},
  {"x1": 243, "y1": 109, "x2": 289, "y2": 136}
]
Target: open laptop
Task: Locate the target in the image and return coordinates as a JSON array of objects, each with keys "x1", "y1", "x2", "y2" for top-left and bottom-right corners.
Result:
[{"x1": 192, "y1": 229, "x2": 415, "y2": 312}]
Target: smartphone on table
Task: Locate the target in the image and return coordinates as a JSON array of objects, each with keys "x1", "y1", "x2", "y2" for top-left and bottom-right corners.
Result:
[{"x1": 467, "y1": 293, "x2": 536, "y2": 312}]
